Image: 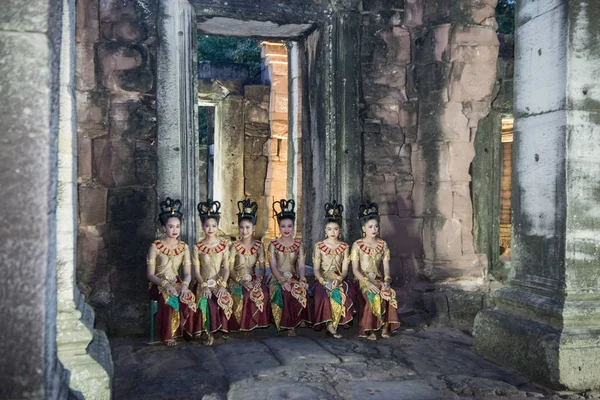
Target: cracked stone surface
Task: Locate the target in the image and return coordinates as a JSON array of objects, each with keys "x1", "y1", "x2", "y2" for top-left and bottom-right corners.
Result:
[{"x1": 111, "y1": 328, "x2": 598, "y2": 399}]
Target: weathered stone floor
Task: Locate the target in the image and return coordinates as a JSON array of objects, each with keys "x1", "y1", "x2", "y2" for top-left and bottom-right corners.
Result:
[{"x1": 111, "y1": 327, "x2": 599, "y2": 400}]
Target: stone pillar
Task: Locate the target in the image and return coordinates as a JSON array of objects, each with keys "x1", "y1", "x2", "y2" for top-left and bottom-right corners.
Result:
[
  {"x1": 214, "y1": 94, "x2": 245, "y2": 237},
  {"x1": 157, "y1": 0, "x2": 199, "y2": 243},
  {"x1": 333, "y1": 11, "x2": 362, "y2": 243},
  {"x1": 261, "y1": 41, "x2": 289, "y2": 240},
  {"x1": 0, "y1": 0, "x2": 68, "y2": 397},
  {"x1": 301, "y1": 11, "x2": 363, "y2": 259},
  {"x1": 474, "y1": 0, "x2": 600, "y2": 390},
  {"x1": 56, "y1": 0, "x2": 112, "y2": 396},
  {"x1": 287, "y1": 42, "x2": 303, "y2": 238},
  {"x1": 244, "y1": 86, "x2": 271, "y2": 238}
]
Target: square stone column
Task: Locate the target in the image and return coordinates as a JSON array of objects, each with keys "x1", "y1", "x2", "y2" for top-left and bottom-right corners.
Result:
[
  {"x1": 0, "y1": 0, "x2": 68, "y2": 397},
  {"x1": 473, "y1": 0, "x2": 600, "y2": 390},
  {"x1": 157, "y1": 0, "x2": 199, "y2": 243}
]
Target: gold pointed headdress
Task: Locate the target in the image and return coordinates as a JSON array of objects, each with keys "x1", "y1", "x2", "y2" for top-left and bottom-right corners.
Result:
[
  {"x1": 358, "y1": 201, "x2": 379, "y2": 223},
  {"x1": 324, "y1": 200, "x2": 344, "y2": 224},
  {"x1": 197, "y1": 199, "x2": 221, "y2": 220},
  {"x1": 237, "y1": 198, "x2": 258, "y2": 224},
  {"x1": 159, "y1": 197, "x2": 183, "y2": 224},
  {"x1": 272, "y1": 199, "x2": 296, "y2": 222}
]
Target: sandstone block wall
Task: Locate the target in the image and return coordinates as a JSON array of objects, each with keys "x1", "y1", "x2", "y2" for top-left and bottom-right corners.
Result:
[
  {"x1": 76, "y1": 0, "x2": 158, "y2": 336},
  {"x1": 361, "y1": 0, "x2": 499, "y2": 330}
]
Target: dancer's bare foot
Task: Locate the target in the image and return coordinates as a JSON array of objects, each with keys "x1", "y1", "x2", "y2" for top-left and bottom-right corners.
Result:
[
  {"x1": 381, "y1": 327, "x2": 390, "y2": 339},
  {"x1": 367, "y1": 332, "x2": 377, "y2": 341},
  {"x1": 165, "y1": 339, "x2": 177, "y2": 347},
  {"x1": 326, "y1": 323, "x2": 342, "y2": 339},
  {"x1": 203, "y1": 334, "x2": 214, "y2": 346},
  {"x1": 287, "y1": 329, "x2": 297, "y2": 337}
]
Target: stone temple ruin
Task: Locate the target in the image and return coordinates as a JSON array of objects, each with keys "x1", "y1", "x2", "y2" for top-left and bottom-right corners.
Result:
[{"x1": 1, "y1": 0, "x2": 599, "y2": 398}]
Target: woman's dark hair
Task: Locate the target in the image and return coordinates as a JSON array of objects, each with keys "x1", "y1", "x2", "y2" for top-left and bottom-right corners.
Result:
[
  {"x1": 200, "y1": 215, "x2": 220, "y2": 225},
  {"x1": 360, "y1": 215, "x2": 380, "y2": 227}
]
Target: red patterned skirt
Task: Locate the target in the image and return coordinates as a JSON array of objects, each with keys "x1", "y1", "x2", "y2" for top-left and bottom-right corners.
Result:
[
  {"x1": 269, "y1": 277, "x2": 313, "y2": 330},
  {"x1": 148, "y1": 280, "x2": 194, "y2": 342},
  {"x1": 193, "y1": 283, "x2": 235, "y2": 335},
  {"x1": 355, "y1": 279, "x2": 400, "y2": 336},
  {"x1": 312, "y1": 279, "x2": 356, "y2": 330},
  {"x1": 229, "y1": 278, "x2": 272, "y2": 331}
]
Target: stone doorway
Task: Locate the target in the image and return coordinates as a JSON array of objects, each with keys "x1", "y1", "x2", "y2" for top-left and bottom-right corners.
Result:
[
  {"x1": 195, "y1": 37, "x2": 300, "y2": 240},
  {"x1": 158, "y1": 0, "x2": 364, "y2": 257}
]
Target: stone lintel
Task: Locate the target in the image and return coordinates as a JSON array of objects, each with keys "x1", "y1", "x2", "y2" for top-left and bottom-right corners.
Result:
[
  {"x1": 197, "y1": 17, "x2": 314, "y2": 39},
  {"x1": 191, "y1": 0, "x2": 329, "y2": 28}
]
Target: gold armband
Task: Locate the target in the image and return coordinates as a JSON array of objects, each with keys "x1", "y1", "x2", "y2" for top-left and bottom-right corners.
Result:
[{"x1": 336, "y1": 276, "x2": 343, "y2": 283}]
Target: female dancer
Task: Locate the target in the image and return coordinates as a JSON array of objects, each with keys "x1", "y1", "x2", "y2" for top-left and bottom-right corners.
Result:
[
  {"x1": 351, "y1": 201, "x2": 400, "y2": 340},
  {"x1": 228, "y1": 199, "x2": 272, "y2": 331},
  {"x1": 146, "y1": 198, "x2": 196, "y2": 346},
  {"x1": 268, "y1": 199, "x2": 312, "y2": 336},
  {"x1": 192, "y1": 199, "x2": 234, "y2": 345},
  {"x1": 312, "y1": 201, "x2": 356, "y2": 338}
]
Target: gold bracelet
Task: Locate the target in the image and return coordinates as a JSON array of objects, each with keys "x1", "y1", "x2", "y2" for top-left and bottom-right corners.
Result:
[
  {"x1": 336, "y1": 276, "x2": 343, "y2": 283},
  {"x1": 201, "y1": 282, "x2": 208, "y2": 288},
  {"x1": 160, "y1": 280, "x2": 168, "y2": 288},
  {"x1": 300, "y1": 277, "x2": 307, "y2": 283},
  {"x1": 384, "y1": 276, "x2": 392, "y2": 282},
  {"x1": 318, "y1": 277, "x2": 326, "y2": 285},
  {"x1": 182, "y1": 281, "x2": 190, "y2": 287}
]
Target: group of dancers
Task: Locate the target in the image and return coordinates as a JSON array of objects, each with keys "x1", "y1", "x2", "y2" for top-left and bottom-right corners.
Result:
[{"x1": 147, "y1": 197, "x2": 400, "y2": 346}]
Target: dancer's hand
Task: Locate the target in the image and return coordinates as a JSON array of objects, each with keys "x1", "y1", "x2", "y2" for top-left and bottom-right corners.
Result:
[
  {"x1": 216, "y1": 286, "x2": 226, "y2": 297},
  {"x1": 201, "y1": 287, "x2": 211, "y2": 298},
  {"x1": 367, "y1": 282, "x2": 380, "y2": 293},
  {"x1": 166, "y1": 284, "x2": 178, "y2": 296},
  {"x1": 180, "y1": 286, "x2": 192, "y2": 297}
]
